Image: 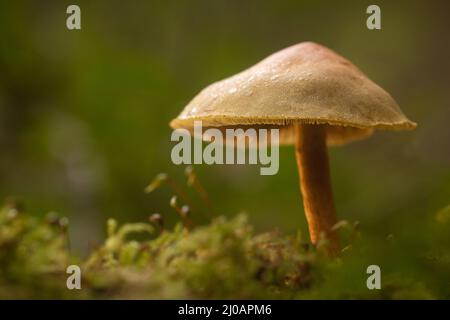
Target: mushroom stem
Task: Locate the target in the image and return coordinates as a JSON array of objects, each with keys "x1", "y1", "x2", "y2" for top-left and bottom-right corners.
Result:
[{"x1": 294, "y1": 123, "x2": 340, "y2": 256}]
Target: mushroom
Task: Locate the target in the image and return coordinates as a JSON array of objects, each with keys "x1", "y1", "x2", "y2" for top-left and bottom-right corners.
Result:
[{"x1": 170, "y1": 42, "x2": 416, "y2": 255}]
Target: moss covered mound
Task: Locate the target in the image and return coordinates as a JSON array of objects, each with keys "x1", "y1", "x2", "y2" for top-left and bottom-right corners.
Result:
[{"x1": 0, "y1": 201, "x2": 449, "y2": 299}]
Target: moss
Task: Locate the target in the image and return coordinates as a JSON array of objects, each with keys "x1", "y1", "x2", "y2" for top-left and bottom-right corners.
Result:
[
  {"x1": 1, "y1": 200, "x2": 449, "y2": 299},
  {"x1": 1, "y1": 169, "x2": 449, "y2": 299}
]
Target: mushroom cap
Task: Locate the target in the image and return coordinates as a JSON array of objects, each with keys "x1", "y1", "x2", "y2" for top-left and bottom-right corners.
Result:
[{"x1": 170, "y1": 42, "x2": 416, "y2": 145}]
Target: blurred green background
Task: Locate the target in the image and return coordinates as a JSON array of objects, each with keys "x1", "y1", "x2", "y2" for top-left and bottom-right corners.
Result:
[{"x1": 1, "y1": 0, "x2": 449, "y2": 255}]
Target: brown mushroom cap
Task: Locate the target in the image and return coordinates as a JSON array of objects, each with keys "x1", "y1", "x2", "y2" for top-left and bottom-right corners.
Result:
[{"x1": 170, "y1": 42, "x2": 416, "y2": 145}]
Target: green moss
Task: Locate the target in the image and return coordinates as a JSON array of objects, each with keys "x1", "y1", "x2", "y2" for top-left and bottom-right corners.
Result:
[{"x1": 0, "y1": 198, "x2": 449, "y2": 299}]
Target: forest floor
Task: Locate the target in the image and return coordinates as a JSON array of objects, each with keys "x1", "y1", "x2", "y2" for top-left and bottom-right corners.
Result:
[{"x1": 1, "y1": 170, "x2": 449, "y2": 299}]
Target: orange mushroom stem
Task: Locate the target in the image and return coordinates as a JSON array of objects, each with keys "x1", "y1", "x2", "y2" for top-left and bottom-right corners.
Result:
[{"x1": 294, "y1": 122, "x2": 339, "y2": 256}]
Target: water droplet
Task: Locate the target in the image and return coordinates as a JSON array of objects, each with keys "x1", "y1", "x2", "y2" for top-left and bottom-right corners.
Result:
[{"x1": 270, "y1": 74, "x2": 280, "y2": 80}]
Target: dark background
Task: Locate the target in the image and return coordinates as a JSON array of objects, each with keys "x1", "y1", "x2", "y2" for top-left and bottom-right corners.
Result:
[{"x1": 1, "y1": 0, "x2": 449, "y2": 255}]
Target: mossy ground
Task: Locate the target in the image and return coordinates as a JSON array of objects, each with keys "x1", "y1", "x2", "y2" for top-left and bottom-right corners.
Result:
[
  {"x1": 1, "y1": 171, "x2": 449, "y2": 299},
  {"x1": 1, "y1": 202, "x2": 449, "y2": 299}
]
